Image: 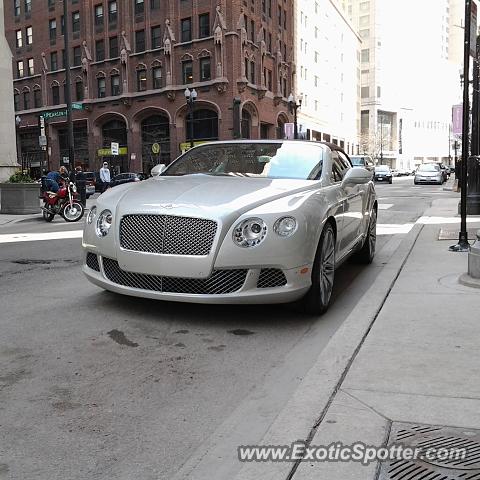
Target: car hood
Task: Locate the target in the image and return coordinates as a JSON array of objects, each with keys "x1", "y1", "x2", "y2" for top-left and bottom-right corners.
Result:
[{"x1": 114, "y1": 175, "x2": 318, "y2": 219}]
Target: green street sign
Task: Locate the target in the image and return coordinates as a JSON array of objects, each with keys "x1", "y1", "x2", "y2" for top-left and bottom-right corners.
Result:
[
  {"x1": 42, "y1": 110, "x2": 67, "y2": 120},
  {"x1": 71, "y1": 103, "x2": 83, "y2": 110}
]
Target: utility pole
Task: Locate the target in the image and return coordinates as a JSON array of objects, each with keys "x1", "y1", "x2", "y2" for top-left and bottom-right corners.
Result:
[{"x1": 63, "y1": 0, "x2": 75, "y2": 173}]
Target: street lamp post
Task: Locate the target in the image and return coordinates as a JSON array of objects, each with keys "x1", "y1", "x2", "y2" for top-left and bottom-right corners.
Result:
[
  {"x1": 15, "y1": 115, "x2": 21, "y2": 169},
  {"x1": 184, "y1": 88, "x2": 198, "y2": 149},
  {"x1": 379, "y1": 113, "x2": 384, "y2": 165},
  {"x1": 63, "y1": 0, "x2": 75, "y2": 173},
  {"x1": 288, "y1": 93, "x2": 302, "y2": 139}
]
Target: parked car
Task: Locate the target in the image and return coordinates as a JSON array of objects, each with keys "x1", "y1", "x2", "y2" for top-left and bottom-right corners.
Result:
[
  {"x1": 83, "y1": 140, "x2": 377, "y2": 314},
  {"x1": 109, "y1": 173, "x2": 146, "y2": 188},
  {"x1": 439, "y1": 164, "x2": 449, "y2": 181},
  {"x1": 349, "y1": 155, "x2": 375, "y2": 175},
  {"x1": 84, "y1": 172, "x2": 97, "y2": 198},
  {"x1": 374, "y1": 165, "x2": 393, "y2": 183},
  {"x1": 414, "y1": 163, "x2": 444, "y2": 185}
]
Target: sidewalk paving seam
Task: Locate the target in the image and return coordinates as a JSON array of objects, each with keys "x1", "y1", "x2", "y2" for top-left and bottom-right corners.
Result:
[{"x1": 286, "y1": 224, "x2": 424, "y2": 480}]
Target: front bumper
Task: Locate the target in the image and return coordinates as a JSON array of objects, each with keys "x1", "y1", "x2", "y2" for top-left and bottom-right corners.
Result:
[
  {"x1": 374, "y1": 175, "x2": 392, "y2": 181},
  {"x1": 83, "y1": 251, "x2": 312, "y2": 305},
  {"x1": 415, "y1": 176, "x2": 442, "y2": 184}
]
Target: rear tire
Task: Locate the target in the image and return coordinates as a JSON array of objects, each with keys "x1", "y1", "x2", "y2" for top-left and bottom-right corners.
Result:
[
  {"x1": 42, "y1": 209, "x2": 55, "y2": 222},
  {"x1": 353, "y1": 208, "x2": 377, "y2": 264},
  {"x1": 299, "y1": 223, "x2": 336, "y2": 315}
]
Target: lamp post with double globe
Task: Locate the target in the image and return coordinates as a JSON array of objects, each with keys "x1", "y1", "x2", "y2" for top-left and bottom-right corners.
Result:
[
  {"x1": 288, "y1": 93, "x2": 302, "y2": 139},
  {"x1": 184, "y1": 88, "x2": 198, "y2": 149}
]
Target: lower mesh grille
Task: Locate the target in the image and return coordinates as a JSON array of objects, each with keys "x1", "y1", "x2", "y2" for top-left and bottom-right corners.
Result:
[
  {"x1": 257, "y1": 268, "x2": 287, "y2": 288},
  {"x1": 102, "y1": 258, "x2": 247, "y2": 295},
  {"x1": 86, "y1": 252, "x2": 100, "y2": 272}
]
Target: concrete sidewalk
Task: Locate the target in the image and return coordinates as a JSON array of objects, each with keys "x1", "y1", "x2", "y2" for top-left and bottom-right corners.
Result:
[{"x1": 234, "y1": 198, "x2": 480, "y2": 480}]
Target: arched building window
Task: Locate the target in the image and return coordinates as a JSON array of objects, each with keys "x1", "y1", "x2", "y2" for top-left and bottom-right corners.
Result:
[{"x1": 185, "y1": 109, "x2": 218, "y2": 142}]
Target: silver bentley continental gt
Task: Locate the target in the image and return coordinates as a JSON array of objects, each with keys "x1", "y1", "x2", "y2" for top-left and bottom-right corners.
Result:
[{"x1": 82, "y1": 140, "x2": 377, "y2": 314}]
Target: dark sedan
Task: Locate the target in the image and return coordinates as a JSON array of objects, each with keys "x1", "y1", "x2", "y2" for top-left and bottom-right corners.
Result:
[
  {"x1": 109, "y1": 173, "x2": 146, "y2": 188},
  {"x1": 374, "y1": 165, "x2": 393, "y2": 184}
]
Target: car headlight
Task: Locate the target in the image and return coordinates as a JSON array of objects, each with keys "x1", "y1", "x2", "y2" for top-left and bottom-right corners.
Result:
[
  {"x1": 96, "y1": 209, "x2": 113, "y2": 237},
  {"x1": 233, "y1": 217, "x2": 267, "y2": 248},
  {"x1": 274, "y1": 216, "x2": 297, "y2": 237},
  {"x1": 87, "y1": 206, "x2": 97, "y2": 224}
]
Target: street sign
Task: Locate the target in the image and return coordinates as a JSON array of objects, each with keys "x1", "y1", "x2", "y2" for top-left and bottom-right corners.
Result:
[
  {"x1": 111, "y1": 142, "x2": 119, "y2": 156},
  {"x1": 152, "y1": 143, "x2": 161, "y2": 154},
  {"x1": 42, "y1": 110, "x2": 67, "y2": 120},
  {"x1": 71, "y1": 103, "x2": 83, "y2": 110},
  {"x1": 471, "y1": 1, "x2": 478, "y2": 58},
  {"x1": 97, "y1": 147, "x2": 128, "y2": 156}
]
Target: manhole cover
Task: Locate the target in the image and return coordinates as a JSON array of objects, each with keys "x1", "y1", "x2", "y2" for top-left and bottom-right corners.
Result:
[
  {"x1": 378, "y1": 422, "x2": 480, "y2": 480},
  {"x1": 438, "y1": 228, "x2": 479, "y2": 241}
]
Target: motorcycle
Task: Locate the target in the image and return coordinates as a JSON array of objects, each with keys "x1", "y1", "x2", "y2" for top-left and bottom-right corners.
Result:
[{"x1": 41, "y1": 181, "x2": 84, "y2": 222}]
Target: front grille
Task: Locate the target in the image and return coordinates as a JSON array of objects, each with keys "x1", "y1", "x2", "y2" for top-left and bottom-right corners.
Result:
[
  {"x1": 257, "y1": 269, "x2": 287, "y2": 288},
  {"x1": 120, "y1": 214, "x2": 217, "y2": 256},
  {"x1": 102, "y1": 258, "x2": 247, "y2": 295},
  {"x1": 86, "y1": 252, "x2": 100, "y2": 272}
]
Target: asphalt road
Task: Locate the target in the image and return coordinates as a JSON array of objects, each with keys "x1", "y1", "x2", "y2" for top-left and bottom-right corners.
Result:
[{"x1": 0, "y1": 177, "x2": 457, "y2": 480}]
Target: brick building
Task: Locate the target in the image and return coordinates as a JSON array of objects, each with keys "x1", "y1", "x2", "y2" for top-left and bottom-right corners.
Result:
[{"x1": 5, "y1": 0, "x2": 294, "y2": 176}]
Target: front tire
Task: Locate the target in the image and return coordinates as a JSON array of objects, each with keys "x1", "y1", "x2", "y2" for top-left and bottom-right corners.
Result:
[
  {"x1": 299, "y1": 223, "x2": 336, "y2": 315},
  {"x1": 62, "y1": 202, "x2": 84, "y2": 222},
  {"x1": 353, "y1": 208, "x2": 377, "y2": 264}
]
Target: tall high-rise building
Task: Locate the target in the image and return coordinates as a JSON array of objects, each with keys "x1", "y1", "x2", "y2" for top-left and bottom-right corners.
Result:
[
  {"x1": 0, "y1": 1, "x2": 18, "y2": 181},
  {"x1": 294, "y1": 0, "x2": 360, "y2": 154},
  {"x1": 344, "y1": 0, "x2": 462, "y2": 169},
  {"x1": 4, "y1": 0, "x2": 295, "y2": 175}
]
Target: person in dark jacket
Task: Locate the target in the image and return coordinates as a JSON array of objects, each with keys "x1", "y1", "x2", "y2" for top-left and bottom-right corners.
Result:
[{"x1": 73, "y1": 166, "x2": 87, "y2": 206}]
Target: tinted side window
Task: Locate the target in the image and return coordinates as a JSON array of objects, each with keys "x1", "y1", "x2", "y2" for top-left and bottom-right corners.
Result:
[
  {"x1": 337, "y1": 151, "x2": 352, "y2": 170},
  {"x1": 330, "y1": 151, "x2": 346, "y2": 182}
]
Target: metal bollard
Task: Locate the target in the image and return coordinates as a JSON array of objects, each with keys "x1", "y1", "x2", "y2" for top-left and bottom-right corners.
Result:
[{"x1": 468, "y1": 230, "x2": 480, "y2": 279}]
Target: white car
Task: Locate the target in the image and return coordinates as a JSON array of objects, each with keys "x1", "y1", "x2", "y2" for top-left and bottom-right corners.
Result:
[{"x1": 82, "y1": 141, "x2": 377, "y2": 314}]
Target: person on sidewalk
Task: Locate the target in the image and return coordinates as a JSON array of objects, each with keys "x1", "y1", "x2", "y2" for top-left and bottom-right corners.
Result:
[
  {"x1": 99, "y1": 162, "x2": 111, "y2": 193},
  {"x1": 73, "y1": 166, "x2": 87, "y2": 206}
]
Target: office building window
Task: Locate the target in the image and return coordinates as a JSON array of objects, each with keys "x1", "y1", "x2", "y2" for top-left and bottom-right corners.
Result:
[
  {"x1": 182, "y1": 60, "x2": 193, "y2": 84},
  {"x1": 361, "y1": 86, "x2": 369, "y2": 98},
  {"x1": 16, "y1": 60, "x2": 24, "y2": 78},
  {"x1": 135, "y1": 30, "x2": 145, "y2": 52},
  {"x1": 199, "y1": 13, "x2": 210, "y2": 38},
  {"x1": 96, "y1": 39, "x2": 105, "y2": 61},
  {"x1": 23, "y1": 91, "x2": 30, "y2": 110},
  {"x1": 249, "y1": 60, "x2": 255, "y2": 84},
  {"x1": 98, "y1": 77, "x2": 106, "y2": 97},
  {"x1": 14, "y1": 92, "x2": 20, "y2": 111},
  {"x1": 72, "y1": 11, "x2": 80, "y2": 33},
  {"x1": 181, "y1": 18, "x2": 192, "y2": 42},
  {"x1": 108, "y1": 1, "x2": 118, "y2": 23},
  {"x1": 52, "y1": 84, "x2": 60, "y2": 104},
  {"x1": 151, "y1": 26, "x2": 161, "y2": 49},
  {"x1": 49, "y1": 19, "x2": 57, "y2": 40},
  {"x1": 50, "y1": 51, "x2": 58, "y2": 70},
  {"x1": 95, "y1": 4, "x2": 104, "y2": 26},
  {"x1": 25, "y1": 0, "x2": 31, "y2": 13},
  {"x1": 73, "y1": 46, "x2": 81, "y2": 66},
  {"x1": 26, "y1": 26, "x2": 32, "y2": 45},
  {"x1": 14, "y1": 0, "x2": 20, "y2": 16},
  {"x1": 152, "y1": 66, "x2": 162, "y2": 89},
  {"x1": 109, "y1": 36, "x2": 118, "y2": 57},
  {"x1": 361, "y1": 49, "x2": 369, "y2": 63},
  {"x1": 137, "y1": 68, "x2": 147, "y2": 91},
  {"x1": 75, "y1": 80, "x2": 84, "y2": 101},
  {"x1": 150, "y1": 0, "x2": 160, "y2": 8},
  {"x1": 200, "y1": 57, "x2": 211, "y2": 81},
  {"x1": 134, "y1": 0, "x2": 144, "y2": 15},
  {"x1": 34, "y1": 88, "x2": 42, "y2": 108},
  {"x1": 16, "y1": 30, "x2": 23, "y2": 48},
  {"x1": 111, "y1": 74, "x2": 120, "y2": 95}
]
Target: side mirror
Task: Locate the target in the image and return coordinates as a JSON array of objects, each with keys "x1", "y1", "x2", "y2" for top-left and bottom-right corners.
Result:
[
  {"x1": 342, "y1": 167, "x2": 372, "y2": 186},
  {"x1": 151, "y1": 164, "x2": 166, "y2": 177}
]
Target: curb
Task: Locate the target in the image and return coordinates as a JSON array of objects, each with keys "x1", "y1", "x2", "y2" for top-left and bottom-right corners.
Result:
[
  {"x1": 459, "y1": 272, "x2": 480, "y2": 289},
  {"x1": 232, "y1": 223, "x2": 424, "y2": 480}
]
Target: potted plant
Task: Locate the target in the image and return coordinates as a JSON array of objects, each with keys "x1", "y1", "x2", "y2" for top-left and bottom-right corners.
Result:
[{"x1": 0, "y1": 170, "x2": 41, "y2": 215}]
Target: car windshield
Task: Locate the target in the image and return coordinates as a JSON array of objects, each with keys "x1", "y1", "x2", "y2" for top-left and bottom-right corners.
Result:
[
  {"x1": 164, "y1": 142, "x2": 324, "y2": 180},
  {"x1": 418, "y1": 164, "x2": 440, "y2": 172},
  {"x1": 350, "y1": 157, "x2": 365, "y2": 166},
  {"x1": 375, "y1": 166, "x2": 390, "y2": 172}
]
